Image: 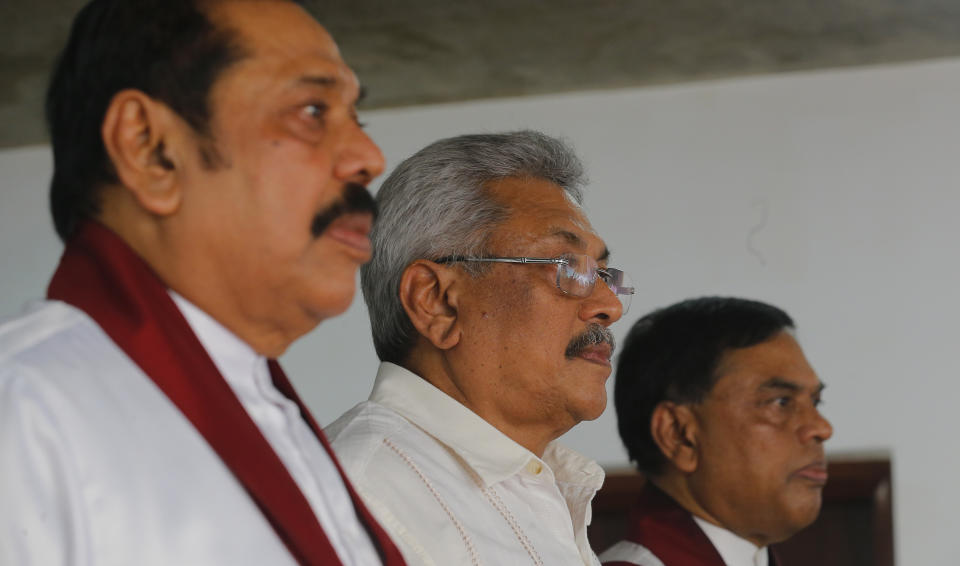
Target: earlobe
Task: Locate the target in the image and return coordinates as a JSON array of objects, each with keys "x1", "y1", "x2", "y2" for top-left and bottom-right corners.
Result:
[
  {"x1": 399, "y1": 260, "x2": 461, "y2": 350},
  {"x1": 651, "y1": 402, "x2": 700, "y2": 474},
  {"x1": 101, "y1": 89, "x2": 182, "y2": 216}
]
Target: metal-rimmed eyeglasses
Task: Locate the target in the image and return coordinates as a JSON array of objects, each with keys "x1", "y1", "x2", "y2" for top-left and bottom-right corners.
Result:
[{"x1": 435, "y1": 253, "x2": 634, "y2": 313}]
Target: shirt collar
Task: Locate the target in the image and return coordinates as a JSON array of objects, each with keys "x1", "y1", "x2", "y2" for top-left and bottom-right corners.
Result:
[
  {"x1": 693, "y1": 516, "x2": 768, "y2": 566},
  {"x1": 369, "y1": 362, "x2": 603, "y2": 489},
  {"x1": 169, "y1": 291, "x2": 265, "y2": 392}
]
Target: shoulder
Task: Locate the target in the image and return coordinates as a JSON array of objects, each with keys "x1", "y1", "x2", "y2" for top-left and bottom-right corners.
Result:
[
  {"x1": 326, "y1": 400, "x2": 464, "y2": 477},
  {"x1": 326, "y1": 401, "x2": 425, "y2": 476},
  {"x1": 326, "y1": 401, "x2": 409, "y2": 448},
  {"x1": 0, "y1": 300, "x2": 135, "y2": 394},
  {"x1": 0, "y1": 300, "x2": 161, "y2": 442},
  {"x1": 0, "y1": 301, "x2": 113, "y2": 397},
  {"x1": 326, "y1": 401, "x2": 482, "y2": 564},
  {"x1": 599, "y1": 540, "x2": 667, "y2": 566},
  {"x1": 326, "y1": 398, "x2": 483, "y2": 511},
  {"x1": 0, "y1": 304, "x2": 110, "y2": 510},
  {"x1": 0, "y1": 301, "x2": 93, "y2": 363},
  {"x1": 327, "y1": 400, "x2": 469, "y2": 474}
]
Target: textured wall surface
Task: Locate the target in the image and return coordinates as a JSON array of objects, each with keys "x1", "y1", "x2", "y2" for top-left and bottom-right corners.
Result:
[{"x1": 5, "y1": 0, "x2": 960, "y2": 147}]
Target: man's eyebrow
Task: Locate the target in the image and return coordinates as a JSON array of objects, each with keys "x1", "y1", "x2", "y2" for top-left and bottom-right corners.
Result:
[
  {"x1": 760, "y1": 377, "x2": 826, "y2": 395},
  {"x1": 295, "y1": 76, "x2": 365, "y2": 106},
  {"x1": 547, "y1": 229, "x2": 610, "y2": 261},
  {"x1": 550, "y1": 229, "x2": 584, "y2": 248},
  {"x1": 296, "y1": 75, "x2": 338, "y2": 89}
]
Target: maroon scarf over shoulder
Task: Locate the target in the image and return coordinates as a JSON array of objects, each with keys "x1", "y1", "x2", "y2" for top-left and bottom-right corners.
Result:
[
  {"x1": 48, "y1": 221, "x2": 405, "y2": 566},
  {"x1": 602, "y1": 485, "x2": 779, "y2": 566}
]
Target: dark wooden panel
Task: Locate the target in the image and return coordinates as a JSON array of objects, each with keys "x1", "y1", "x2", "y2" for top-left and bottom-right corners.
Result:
[{"x1": 590, "y1": 457, "x2": 894, "y2": 566}]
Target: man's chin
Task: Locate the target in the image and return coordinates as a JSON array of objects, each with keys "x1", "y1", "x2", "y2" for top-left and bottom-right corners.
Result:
[
  {"x1": 572, "y1": 392, "x2": 608, "y2": 423},
  {"x1": 305, "y1": 282, "x2": 358, "y2": 324},
  {"x1": 779, "y1": 492, "x2": 824, "y2": 534}
]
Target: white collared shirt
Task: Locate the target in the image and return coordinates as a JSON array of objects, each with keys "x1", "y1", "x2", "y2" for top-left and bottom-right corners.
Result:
[
  {"x1": 170, "y1": 292, "x2": 381, "y2": 566},
  {"x1": 326, "y1": 362, "x2": 605, "y2": 566},
  {"x1": 692, "y1": 517, "x2": 769, "y2": 566},
  {"x1": 2, "y1": 300, "x2": 333, "y2": 565}
]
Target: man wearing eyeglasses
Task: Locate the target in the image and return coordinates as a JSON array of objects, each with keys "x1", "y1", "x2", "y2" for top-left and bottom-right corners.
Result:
[{"x1": 326, "y1": 130, "x2": 633, "y2": 566}]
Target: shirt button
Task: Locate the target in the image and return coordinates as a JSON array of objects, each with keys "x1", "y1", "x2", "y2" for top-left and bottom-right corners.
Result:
[{"x1": 526, "y1": 460, "x2": 543, "y2": 475}]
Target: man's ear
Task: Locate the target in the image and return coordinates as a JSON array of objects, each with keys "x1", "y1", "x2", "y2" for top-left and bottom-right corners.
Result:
[
  {"x1": 101, "y1": 89, "x2": 184, "y2": 216},
  {"x1": 650, "y1": 401, "x2": 700, "y2": 474},
  {"x1": 399, "y1": 260, "x2": 462, "y2": 351}
]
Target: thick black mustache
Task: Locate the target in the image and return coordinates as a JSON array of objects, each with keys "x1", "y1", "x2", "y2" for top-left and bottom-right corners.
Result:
[
  {"x1": 310, "y1": 183, "x2": 378, "y2": 238},
  {"x1": 565, "y1": 323, "x2": 616, "y2": 359}
]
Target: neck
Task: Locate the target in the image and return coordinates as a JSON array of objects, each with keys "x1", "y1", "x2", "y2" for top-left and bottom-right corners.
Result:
[
  {"x1": 97, "y1": 202, "x2": 295, "y2": 358},
  {"x1": 403, "y1": 347, "x2": 562, "y2": 457},
  {"x1": 652, "y1": 473, "x2": 770, "y2": 548}
]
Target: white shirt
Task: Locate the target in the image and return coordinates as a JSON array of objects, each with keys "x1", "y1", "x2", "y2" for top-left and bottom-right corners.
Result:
[
  {"x1": 692, "y1": 517, "x2": 768, "y2": 566},
  {"x1": 170, "y1": 292, "x2": 380, "y2": 566},
  {"x1": 0, "y1": 299, "x2": 379, "y2": 566},
  {"x1": 326, "y1": 362, "x2": 605, "y2": 566}
]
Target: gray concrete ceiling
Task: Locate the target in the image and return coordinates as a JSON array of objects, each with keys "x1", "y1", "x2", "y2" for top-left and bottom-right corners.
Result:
[{"x1": 4, "y1": 0, "x2": 960, "y2": 149}]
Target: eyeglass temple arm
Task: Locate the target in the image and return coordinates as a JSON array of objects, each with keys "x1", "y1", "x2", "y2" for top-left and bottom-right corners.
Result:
[{"x1": 438, "y1": 256, "x2": 566, "y2": 265}]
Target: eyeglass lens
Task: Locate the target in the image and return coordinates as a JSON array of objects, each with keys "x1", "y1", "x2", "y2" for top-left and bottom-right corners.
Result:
[{"x1": 556, "y1": 254, "x2": 634, "y2": 313}]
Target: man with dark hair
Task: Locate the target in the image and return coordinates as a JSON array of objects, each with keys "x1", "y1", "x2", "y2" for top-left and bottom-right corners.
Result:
[
  {"x1": 0, "y1": 1, "x2": 405, "y2": 564},
  {"x1": 326, "y1": 131, "x2": 635, "y2": 565},
  {"x1": 600, "y1": 297, "x2": 833, "y2": 566}
]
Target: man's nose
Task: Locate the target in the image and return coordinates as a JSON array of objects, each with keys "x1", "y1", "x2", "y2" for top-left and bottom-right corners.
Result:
[
  {"x1": 334, "y1": 126, "x2": 386, "y2": 185},
  {"x1": 801, "y1": 407, "x2": 834, "y2": 444},
  {"x1": 581, "y1": 279, "x2": 624, "y2": 325}
]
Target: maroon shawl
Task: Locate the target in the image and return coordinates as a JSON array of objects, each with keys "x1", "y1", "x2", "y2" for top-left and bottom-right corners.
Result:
[
  {"x1": 602, "y1": 485, "x2": 779, "y2": 566},
  {"x1": 48, "y1": 221, "x2": 405, "y2": 566}
]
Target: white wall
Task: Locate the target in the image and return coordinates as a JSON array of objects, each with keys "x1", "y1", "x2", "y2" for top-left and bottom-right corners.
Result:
[{"x1": 4, "y1": 57, "x2": 960, "y2": 564}]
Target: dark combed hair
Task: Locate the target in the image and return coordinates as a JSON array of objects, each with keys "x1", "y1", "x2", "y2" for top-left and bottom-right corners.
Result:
[
  {"x1": 45, "y1": 0, "x2": 253, "y2": 242},
  {"x1": 613, "y1": 296, "x2": 795, "y2": 477}
]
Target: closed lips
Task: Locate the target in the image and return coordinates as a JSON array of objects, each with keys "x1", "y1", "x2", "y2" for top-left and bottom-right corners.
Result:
[{"x1": 326, "y1": 213, "x2": 373, "y2": 254}]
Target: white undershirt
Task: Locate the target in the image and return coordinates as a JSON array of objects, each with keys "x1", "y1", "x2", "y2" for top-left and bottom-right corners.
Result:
[
  {"x1": 170, "y1": 292, "x2": 382, "y2": 566},
  {"x1": 692, "y1": 516, "x2": 768, "y2": 566}
]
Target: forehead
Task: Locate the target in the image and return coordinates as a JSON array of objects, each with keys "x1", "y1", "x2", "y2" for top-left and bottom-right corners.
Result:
[
  {"x1": 485, "y1": 176, "x2": 603, "y2": 254},
  {"x1": 709, "y1": 331, "x2": 820, "y2": 399},
  {"x1": 208, "y1": 1, "x2": 358, "y2": 94}
]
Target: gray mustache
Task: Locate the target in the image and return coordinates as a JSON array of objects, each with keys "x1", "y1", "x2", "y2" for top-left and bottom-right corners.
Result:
[{"x1": 565, "y1": 323, "x2": 616, "y2": 359}]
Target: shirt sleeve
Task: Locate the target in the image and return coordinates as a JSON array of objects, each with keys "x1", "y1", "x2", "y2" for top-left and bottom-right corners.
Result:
[{"x1": 0, "y1": 364, "x2": 90, "y2": 566}]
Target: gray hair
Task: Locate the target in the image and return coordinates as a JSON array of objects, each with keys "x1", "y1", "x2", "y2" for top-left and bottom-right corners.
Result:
[{"x1": 361, "y1": 130, "x2": 587, "y2": 364}]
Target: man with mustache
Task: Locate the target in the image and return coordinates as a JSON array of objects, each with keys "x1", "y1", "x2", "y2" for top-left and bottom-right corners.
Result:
[
  {"x1": 326, "y1": 131, "x2": 634, "y2": 565},
  {"x1": 600, "y1": 297, "x2": 833, "y2": 566},
  {"x1": 0, "y1": 1, "x2": 406, "y2": 564}
]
